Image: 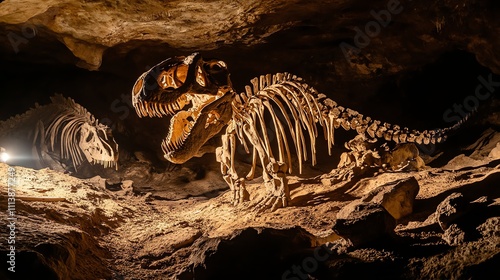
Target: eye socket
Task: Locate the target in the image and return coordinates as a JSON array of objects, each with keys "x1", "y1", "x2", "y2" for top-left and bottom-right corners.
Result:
[
  {"x1": 204, "y1": 61, "x2": 229, "y2": 86},
  {"x1": 205, "y1": 61, "x2": 226, "y2": 74},
  {"x1": 85, "y1": 132, "x2": 94, "y2": 142},
  {"x1": 211, "y1": 64, "x2": 222, "y2": 71}
]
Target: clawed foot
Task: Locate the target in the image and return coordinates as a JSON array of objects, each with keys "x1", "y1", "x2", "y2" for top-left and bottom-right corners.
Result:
[
  {"x1": 227, "y1": 178, "x2": 250, "y2": 205},
  {"x1": 251, "y1": 192, "x2": 288, "y2": 212},
  {"x1": 247, "y1": 175, "x2": 290, "y2": 212},
  {"x1": 249, "y1": 160, "x2": 290, "y2": 212}
]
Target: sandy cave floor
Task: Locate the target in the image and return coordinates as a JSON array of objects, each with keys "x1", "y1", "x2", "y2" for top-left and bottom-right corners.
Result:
[{"x1": 1, "y1": 129, "x2": 500, "y2": 279}]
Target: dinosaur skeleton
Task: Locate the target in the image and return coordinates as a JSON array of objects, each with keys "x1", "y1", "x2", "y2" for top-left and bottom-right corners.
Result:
[
  {"x1": 132, "y1": 53, "x2": 467, "y2": 211},
  {"x1": 0, "y1": 94, "x2": 119, "y2": 173}
]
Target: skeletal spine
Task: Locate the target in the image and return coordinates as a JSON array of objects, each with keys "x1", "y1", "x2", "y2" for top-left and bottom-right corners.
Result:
[
  {"x1": 229, "y1": 73, "x2": 461, "y2": 175},
  {"x1": 214, "y1": 72, "x2": 470, "y2": 210}
]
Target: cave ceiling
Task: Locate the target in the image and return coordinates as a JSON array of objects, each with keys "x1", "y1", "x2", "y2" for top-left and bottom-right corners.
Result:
[{"x1": 0, "y1": 0, "x2": 498, "y2": 70}]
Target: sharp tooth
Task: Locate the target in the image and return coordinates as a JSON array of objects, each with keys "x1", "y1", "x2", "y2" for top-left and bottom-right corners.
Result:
[
  {"x1": 139, "y1": 103, "x2": 145, "y2": 116},
  {"x1": 176, "y1": 98, "x2": 184, "y2": 109},
  {"x1": 138, "y1": 103, "x2": 143, "y2": 114},
  {"x1": 149, "y1": 103, "x2": 155, "y2": 117},
  {"x1": 146, "y1": 103, "x2": 153, "y2": 117},
  {"x1": 154, "y1": 103, "x2": 160, "y2": 116}
]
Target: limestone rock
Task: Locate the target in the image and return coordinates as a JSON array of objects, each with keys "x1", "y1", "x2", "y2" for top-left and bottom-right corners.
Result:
[
  {"x1": 332, "y1": 201, "x2": 396, "y2": 246},
  {"x1": 362, "y1": 177, "x2": 420, "y2": 220},
  {"x1": 435, "y1": 192, "x2": 467, "y2": 231}
]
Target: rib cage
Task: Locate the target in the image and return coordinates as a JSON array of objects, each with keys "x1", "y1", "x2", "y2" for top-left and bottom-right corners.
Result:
[
  {"x1": 0, "y1": 94, "x2": 117, "y2": 171},
  {"x1": 232, "y1": 73, "x2": 325, "y2": 174},
  {"x1": 231, "y1": 72, "x2": 465, "y2": 174},
  {"x1": 44, "y1": 95, "x2": 91, "y2": 169}
]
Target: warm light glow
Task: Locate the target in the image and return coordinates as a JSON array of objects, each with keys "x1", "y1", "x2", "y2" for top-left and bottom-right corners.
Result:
[{"x1": 0, "y1": 151, "x2": 10, "y2": 163}]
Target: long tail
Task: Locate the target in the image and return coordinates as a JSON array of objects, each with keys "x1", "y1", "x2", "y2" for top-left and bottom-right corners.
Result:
[
  {"x1": 318, "y1": 96, "x2": 469, "y2": 146},
  {"x1": 232, "y1": 72, "x2": 470, "y2": 173}
]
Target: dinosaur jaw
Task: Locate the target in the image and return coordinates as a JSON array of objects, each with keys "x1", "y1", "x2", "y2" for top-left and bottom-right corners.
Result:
[
  {"x1": 133, "y1": 85, "x2": 233, "y2": 164},
  {"x1": 131, "y1": 52, "x2": 235, "y2": 163},
  {"x1": 134, "y1": 88, "x2": 232, "y2": 163},
  {"x1": 89, "y1": 158, "x2": 118, "y2": 169},
  {"x1": 85, "y1": 142, "x2": 119, "y2": 169},
  {"x1": 162, "y1": 90, "x2": 233, "y2": 164},
  {"x1": 79, "y1": 122, "x2": 120, "y2": 170}
]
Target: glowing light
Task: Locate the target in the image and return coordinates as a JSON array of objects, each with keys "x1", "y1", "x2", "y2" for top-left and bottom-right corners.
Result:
[
  {"x1": 0, "y1": 151, "x2": 10, "y2": 163},
  {"x1": 1, "y1": 147, "x2": 10, "y2": 163}
]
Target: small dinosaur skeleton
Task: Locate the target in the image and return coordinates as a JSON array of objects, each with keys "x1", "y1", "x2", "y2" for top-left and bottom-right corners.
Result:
[
  {"x1": 132, "y1": 53, "x2": 467, "y2": 211},
  {"x1": 0, "y1": 94, "x2": 119, "y2": 173}
]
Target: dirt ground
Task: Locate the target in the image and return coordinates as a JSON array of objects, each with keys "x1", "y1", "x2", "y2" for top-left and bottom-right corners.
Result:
[{"x1": 1, "y1": 128, "x2": 500, "y2": 280}]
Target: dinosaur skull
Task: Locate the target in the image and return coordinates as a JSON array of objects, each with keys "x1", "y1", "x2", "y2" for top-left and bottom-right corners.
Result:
[
  {"x1": 79, "y1": 122, "x2": 119, "y2": 169},
  {"x1": 132, "y1": 52, "x2": 234, "y2": 164}
]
